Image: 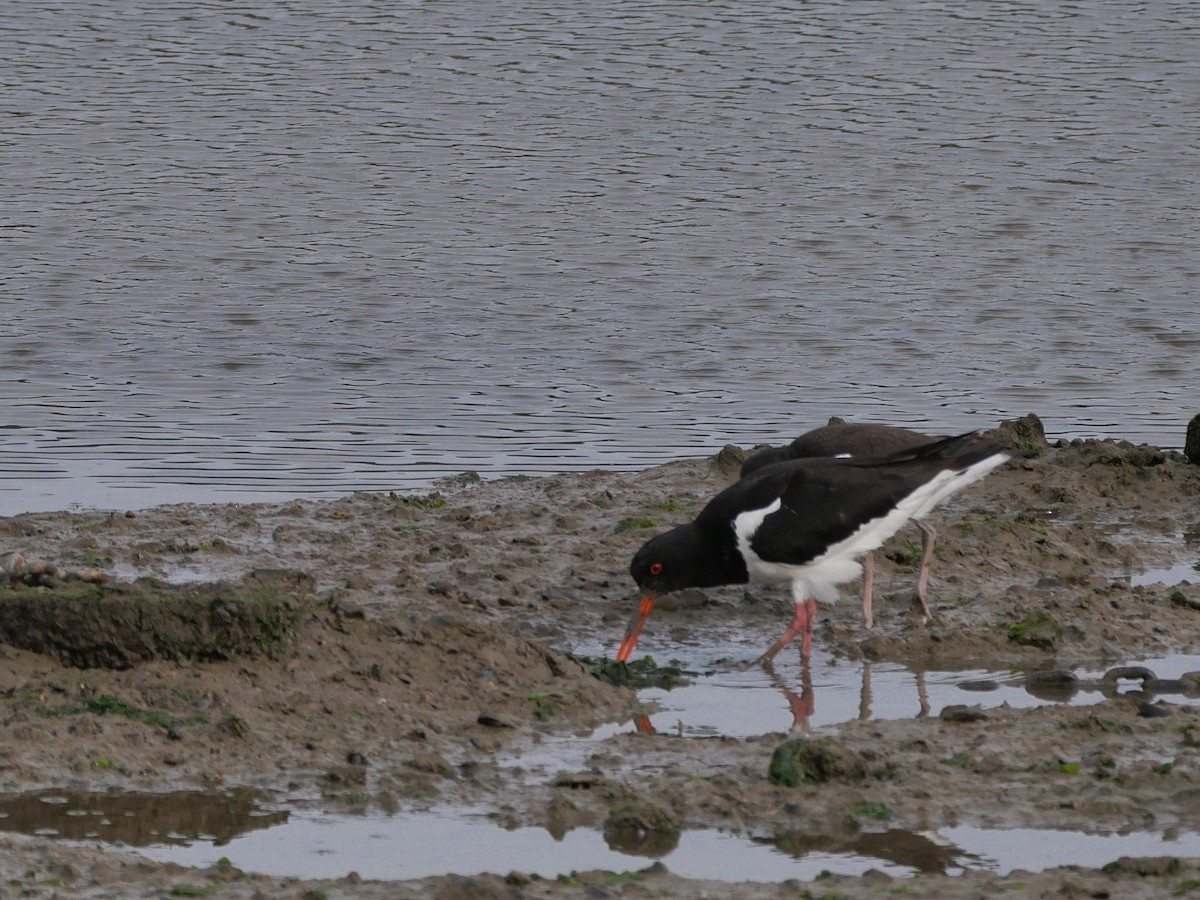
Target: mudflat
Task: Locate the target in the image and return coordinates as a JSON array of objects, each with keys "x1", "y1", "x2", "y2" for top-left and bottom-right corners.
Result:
[{"x1": 2, "y1": 415, "x2": 1199, "y2": 898}]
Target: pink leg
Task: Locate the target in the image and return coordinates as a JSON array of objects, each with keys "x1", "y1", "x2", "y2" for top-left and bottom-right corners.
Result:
[
  {"x1": 799, "y1": 596, "x2": 816, "y2": 657},
  {"x1": 912, "y1": 519, "x2": 936, "y2": 621},
  {"x1": 756, "y1": 596, "x2": 817, "y2": 665},
  {"x1": 859, "y1": 662, "x2": 873, "y2": 721},
  {"x1": 861, "y1": 551, "x2": 875, "y2": 629}
]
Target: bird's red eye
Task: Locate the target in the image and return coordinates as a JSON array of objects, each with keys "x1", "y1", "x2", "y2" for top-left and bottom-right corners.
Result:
[{"x1": 649, "y1": 562, "x2": 663, "y2": 576}]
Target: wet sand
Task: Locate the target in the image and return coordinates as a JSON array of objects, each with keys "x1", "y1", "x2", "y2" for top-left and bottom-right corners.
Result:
[{"x1": 2, "y1": 415, "x2": 1200, "y2": 898}]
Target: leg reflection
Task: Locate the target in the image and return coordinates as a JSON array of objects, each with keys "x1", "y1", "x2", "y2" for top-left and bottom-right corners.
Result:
[
  {"x1": 770, "y1": 658, "x2": 815, "y2": 732},
  {"x1": 858, "y1": 663, "x2": 929, "y2": 721},
  {"x1": 859, "y1": 662, "x2": 873, "y2": 721},
  {"x1": 916, "y1": 670, "x2": 930, "y2": 718}
]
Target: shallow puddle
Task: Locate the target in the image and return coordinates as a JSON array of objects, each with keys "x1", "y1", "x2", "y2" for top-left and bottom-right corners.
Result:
[
  {"x1": 7, "y1": 789, "x2": 1200, "y2": 882},
  {"x1": 1131, "y1": 559, "x2": 1200, "y2": 587},
  {"x1": 8, "y1": 649, "x2": 1200, "y2": 884},
  {"x1": 555, "y1": 649, "x2": 1200, "y2": 743},
  {"x1": 1112, "y1": 527, "x2": 1200, "y2": 587},
  {"x1": 0, "y1": 789, "x2": 285, "y2": 846}
]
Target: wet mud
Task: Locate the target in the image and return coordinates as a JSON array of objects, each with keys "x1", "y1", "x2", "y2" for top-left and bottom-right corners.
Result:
[{"x1": 1, "y1": 416, "x2": 1199, "y2": 897}]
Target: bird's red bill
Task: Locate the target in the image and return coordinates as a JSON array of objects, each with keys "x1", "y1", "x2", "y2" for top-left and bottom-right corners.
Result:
[{"x1": 615, "y1": 595, "x2": 655, "y2": 662}]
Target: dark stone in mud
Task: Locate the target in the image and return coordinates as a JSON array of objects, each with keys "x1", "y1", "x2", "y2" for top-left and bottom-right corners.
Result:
[
  {"x1": 1186, "y1": 413, "x2": 1200, "y2": 464},
  {"x1": 603, "y1": 801, "x2": 681, "y2": 856},
  {"x1": 958, "y1": 679, "x2": 1001, "y2": 692},
  {"x1": 1101, "y1": 666, "x2": 1156, "y2": 686},
  {"x1": 940, "y1": 704, "x2": 987, "y2": 723},
  {"x1": 989, "y1": 413, "x2": 1049, "y2": 452},
  {"x1": 1007, "y1": 610, "x2": 1062, "y2": 651},
  {"x1": 476, "y1": 712, "x2": 516, "y2": 728},
  {"x1": 1171, "y1": 591, "x2": 1200, "y2": 611},
  {"x1": 1102, "y1": 856, "x2": 1182, "y2": 877},
  {"x1": 1137, "y1": 701, "x2": 1171, "y2": 718},
  {"x1": 1026, "y1": 669, "x2": 1080, "y2": 701},
  {"x1": 768, "y1": 736, "x2": 868, "y2": 787},
  {"x1": 0, "y1": 569, "x2": 311, "y2": 669},
  {"x1": 576, "y1": 654, "x2": 686, "y2": 690},
  {"x1": 714, "y1": 443, "x2": 747, "y2": 476}
]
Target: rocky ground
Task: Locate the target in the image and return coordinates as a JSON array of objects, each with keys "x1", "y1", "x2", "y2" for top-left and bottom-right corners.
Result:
[{"x1": 1, "y1": 415, "x2": 1199, "y2": 898}]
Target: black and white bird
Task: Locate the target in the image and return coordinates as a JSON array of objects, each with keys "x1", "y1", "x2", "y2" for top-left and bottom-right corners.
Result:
[
  {"x1": 740, "y1": 423, "x2": 943, "y2": 628},
  {"x1": 618, "y1": 431, "x2": 1009, "y2": 665}
]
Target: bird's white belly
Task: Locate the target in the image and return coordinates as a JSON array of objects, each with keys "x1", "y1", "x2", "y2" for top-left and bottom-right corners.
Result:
[
  {"x1": 745, "y1": 554, "x2": 862, "y2": 606},
  {"x1": 733, "y1": 499, "x2": 862, "y2": 605}
]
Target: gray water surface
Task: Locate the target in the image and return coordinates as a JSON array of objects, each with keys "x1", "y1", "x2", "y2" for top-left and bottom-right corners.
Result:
[{"x1": 3, "y1": 1, "x2": 1198, "y2": 515}]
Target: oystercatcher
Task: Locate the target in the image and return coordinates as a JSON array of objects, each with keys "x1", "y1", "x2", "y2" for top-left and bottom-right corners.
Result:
[
  {"x1": 618, "y1": 431, "x2": 1009, "y2": 664},
  {"x1": 741, "y1": 423, "x2": 943, "y2": 628}
]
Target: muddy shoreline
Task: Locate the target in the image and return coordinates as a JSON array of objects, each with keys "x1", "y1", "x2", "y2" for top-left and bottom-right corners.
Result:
[{"x1": 2, "y1": 418, "x2": 1200, "y2": 898}]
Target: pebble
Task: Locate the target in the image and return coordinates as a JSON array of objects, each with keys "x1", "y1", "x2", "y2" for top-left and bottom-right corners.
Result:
[{"x1": 940, "y1": 705, "x2": 988, "y2": 723}]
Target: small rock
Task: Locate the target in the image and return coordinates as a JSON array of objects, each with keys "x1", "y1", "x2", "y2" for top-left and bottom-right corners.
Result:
[
  {"x1": 1102, "y1": 856, "x2": 1181, "y2": 877},
  {"x1": 1171, "y1": 591, "x2": 1200, "y2": 612},
  {"x1": 958, "y1": 679, "x2": 1000, "y2": 692},
  {"x1": 1026, "y1": 669, "x2": 1079, "y2": 701},
  {"x1": 713, "y1": 443, "x2": 747, "y2": 476},
  {"x1": 346, "y1": 750, "x2": 367, "y2": 766},
  {"x1": 768, "y1": 736, "x2": 868, "y2": 786},
  {"x1": 476, "y1": 712, "x2": 515, "y2": 729},
  {"x1": 1101, "y1": 666, "x2": 1155, "y2": 686},
  {"x1": 1186, "y1": 413, "x2": 1200, "y2": 464},
  {"x1": 988, "y1": 413, "x2": 1049, "y2": 452},
  {"x1": 603, "y1": 801, "x2": 681, "y2": 856},
  {"x1": 1027, "y1": 669, "x2": 1078, "y2": 687},
  {"x1": 940, "y1": 705, "x2": 988, "y2": 723},
  {"x1": 1008, "y1": 610, "x2": 1062, "y2": 651}
]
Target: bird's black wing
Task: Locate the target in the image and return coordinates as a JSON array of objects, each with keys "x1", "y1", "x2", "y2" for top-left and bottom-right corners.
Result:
[{"x1": 712, "y1": 459, "x2": 933, "y2": 566}]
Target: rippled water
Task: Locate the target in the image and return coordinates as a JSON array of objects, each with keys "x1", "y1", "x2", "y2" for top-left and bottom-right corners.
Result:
[{"x1": 2, "y1": 1, "x2": 1197, "y2": 515}]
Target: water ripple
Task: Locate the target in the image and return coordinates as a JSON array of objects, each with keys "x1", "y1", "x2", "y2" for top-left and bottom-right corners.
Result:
[{"x1": 1, "y1": 0, "x2": 1198, "y2": 513}]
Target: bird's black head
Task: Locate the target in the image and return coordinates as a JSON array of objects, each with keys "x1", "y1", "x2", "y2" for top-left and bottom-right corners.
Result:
[{"x1": 629, "y1": 524, "x2": 713, "y2": 594}]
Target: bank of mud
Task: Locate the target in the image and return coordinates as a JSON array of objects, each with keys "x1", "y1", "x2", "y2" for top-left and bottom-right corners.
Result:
[{"x1": 1, "y1": 416, "x2": 1199, "y2": 897}]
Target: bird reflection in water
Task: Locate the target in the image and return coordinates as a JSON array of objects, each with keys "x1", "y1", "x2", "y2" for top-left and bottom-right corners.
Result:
[{"x1": 630, "y1": 657, "x2": 934, "y2": 735}]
